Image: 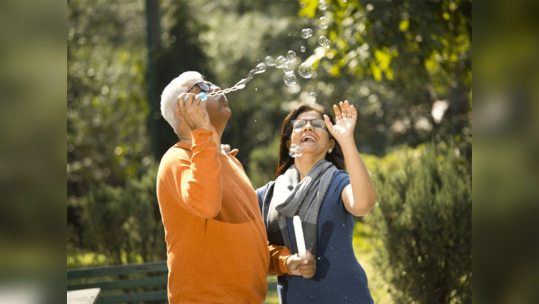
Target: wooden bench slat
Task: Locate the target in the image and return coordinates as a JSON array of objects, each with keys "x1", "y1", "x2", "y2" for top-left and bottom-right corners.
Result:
[
  {"x1": 67, "y1": 275, "x2": 168, "y2": 291},
  {"x1": 68, "y1": 262, "x2": 168, "y2": 280},
  {"x1": 96, "y1": 290, "x2": 168, "y2": 304}
]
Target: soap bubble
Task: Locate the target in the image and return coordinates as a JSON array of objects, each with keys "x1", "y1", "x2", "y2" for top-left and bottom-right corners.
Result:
[
  {"x1": 301, "y1": 28, "x2": 313, "y2": 39},
  {"x1": 287, "y1": 50, "x2": 296, "y2": 60},
  {"x1": 310, "y1": 92, "x2": 317, "y2": 100},
  {"x1": 246, "y1": 69, "x2": 256, "y2": 81},
  {"x1": 301, "y1": 46, "x2": 306, "y2": 52},
  {"x1": 287, "y1": 56, "x2": 301, "y2": 69},
  {"x1": 284, "y1": 61, "x2": 295, "y2": 76},
  {"x1": 233, "y1": 78, "x2": 248, "y2": 90},
  {"x1": 275, "y1": 56, "x2": 286, "y2": 68},
  {"x1": 319, "y1": 36, "x2": 331, "y2": 48},
  {"x1": 298, "y1": 62, "x2": 314, "y2": 78},
  {"x1": 289, "y1": 144, "x2": 303, "y2": 158},
  {"x1": 318, "y1": 0, "x2": 328, "y2": 10},
  {"x1": 319, "y1": 17, "x2": 329, "y2": 29},
  {"x1": 284, "y1": 73, "x2": 297, "y2": 86},
  {"x1": 255, "y1": 63, "x2": 266, "y2": 74},
  {"x1": 265, "y1": 56, "x2": 275, "y2": 66}
]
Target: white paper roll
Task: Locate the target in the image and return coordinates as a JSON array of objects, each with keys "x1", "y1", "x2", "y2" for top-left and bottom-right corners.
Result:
[{"x1": 293, "y1": 215, "x2": 307, "y2": 259}]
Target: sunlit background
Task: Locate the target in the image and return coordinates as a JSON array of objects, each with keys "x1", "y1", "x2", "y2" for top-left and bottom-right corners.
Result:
[
  {"x1": 66, "y1": 0, "x2": 472, "y2": 303},
  {"x1": 7, "y1": 0, "x2": 539, "y2": 303}
]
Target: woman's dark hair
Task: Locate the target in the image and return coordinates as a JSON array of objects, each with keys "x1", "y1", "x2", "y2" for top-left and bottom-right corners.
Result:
[{"x1": 276, "y1": 104, "x2": 345, "y2": 178}]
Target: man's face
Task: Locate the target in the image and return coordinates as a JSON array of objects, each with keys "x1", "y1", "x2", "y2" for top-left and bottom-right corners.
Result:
[{"x1": 189, "y1": 80, "x2": 231, "y2": 125}]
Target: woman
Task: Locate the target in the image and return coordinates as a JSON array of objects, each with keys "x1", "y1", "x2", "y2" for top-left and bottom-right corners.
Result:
[{"x1": 257, "y1": 101, "x2": 377, "y2": 303}]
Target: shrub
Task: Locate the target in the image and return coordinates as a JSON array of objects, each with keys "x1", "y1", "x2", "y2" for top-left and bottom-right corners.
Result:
[
  {"x1": 366, "y1": 143, "x2": 472, "y2": 303},
  {"x1": 71, "y1": 162, "x2": 165, "y2": 266}
]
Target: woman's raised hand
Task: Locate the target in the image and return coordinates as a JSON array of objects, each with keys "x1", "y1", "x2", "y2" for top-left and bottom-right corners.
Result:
[{"x1": 323, "y1": 100, "x2": 357, "y2": 144}]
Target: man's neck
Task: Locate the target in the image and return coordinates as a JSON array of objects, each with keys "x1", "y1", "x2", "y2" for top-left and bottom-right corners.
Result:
[{"x1": 179, "y1": 125, "x2": 223, "y2": 153}]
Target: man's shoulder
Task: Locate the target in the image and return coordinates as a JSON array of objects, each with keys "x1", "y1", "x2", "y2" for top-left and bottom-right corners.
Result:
[
  {"x1": 157, "y1": 146, "x2": 192, "y2": 176},
  {"x1": 162, "y1": 145, "x2": 192, "y2": 162}
]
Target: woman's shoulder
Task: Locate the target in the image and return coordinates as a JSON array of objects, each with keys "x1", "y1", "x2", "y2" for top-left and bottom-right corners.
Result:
[
  {"x1": 255, "y1": 180, "x2": 275, "y2": 198},
  {"x1": 331, "y1": 169, "x2": 350, "y2": 184},
  {"x1": 327, "y1": 169, "x2": 350, "y2": 193}
]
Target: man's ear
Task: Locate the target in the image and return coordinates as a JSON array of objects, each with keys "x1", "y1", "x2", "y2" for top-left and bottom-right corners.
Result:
[{"x1": 286, "y1": 140, "x2": 291, "y2": 150}]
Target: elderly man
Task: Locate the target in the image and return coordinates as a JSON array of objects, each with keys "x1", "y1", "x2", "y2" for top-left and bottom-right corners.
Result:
[{"x1": 157, "y1": 71, "x2": 315, "y2": 303}]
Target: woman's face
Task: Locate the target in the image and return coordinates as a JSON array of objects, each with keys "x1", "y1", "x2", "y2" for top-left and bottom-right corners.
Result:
[{"x1": 288, "y1": 110, "x2": 333, "y2": 159}]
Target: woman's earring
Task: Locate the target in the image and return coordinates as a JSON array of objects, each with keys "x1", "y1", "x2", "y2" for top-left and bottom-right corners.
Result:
[{"x1": 328, "y1": 149, "x2": 332, "y2": 153}]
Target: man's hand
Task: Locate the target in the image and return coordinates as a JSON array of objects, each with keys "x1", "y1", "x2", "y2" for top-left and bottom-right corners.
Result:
[
  {"x1": 177, "y1": 92, "x2": 211, "y2": 131},
  {"x1": 220, "y1": 144, "x2": 239, "y2": 156},
  {"x1": 286, "y1": 250, "x2": 316, "y2": 279}
]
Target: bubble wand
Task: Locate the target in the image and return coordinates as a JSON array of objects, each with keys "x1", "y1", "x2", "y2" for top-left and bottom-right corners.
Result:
[{"x1": 293, "y1": 215, "x2": 307, "y2": 259}]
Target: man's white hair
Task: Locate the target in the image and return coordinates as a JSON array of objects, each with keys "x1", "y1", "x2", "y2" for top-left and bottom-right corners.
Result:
[{"x1": 160, "y1": 71, "x2": 204, "y2": 134}]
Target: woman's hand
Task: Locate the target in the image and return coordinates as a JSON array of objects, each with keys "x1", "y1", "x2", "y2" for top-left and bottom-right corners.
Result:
[
  {"x1": 286, "y1": 250, "x2": 316, "y2": 279},
  {"x1": 323, "y1": 100, "x2": 356, "y2": 145},
  {"x1": 220, "y1": 144, "x2": 239, "y2": 156}
]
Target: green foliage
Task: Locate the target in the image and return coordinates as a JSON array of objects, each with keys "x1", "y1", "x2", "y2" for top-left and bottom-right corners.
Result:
[
  {"x1": 68, "y1": 162, "x2": 165, "y2": 266},
  {"x1": 365, "y1": 142, "x2": 472, "y2": 303},
  {"x1": 296, "y1": 0, "x2": 472, "y2": 155},
  {"x1": 248, "y1": 135, "x2": 281, "y2": 189},
  {"x1": 68, "y1": 0, "x2": 151, "y2": 196}
]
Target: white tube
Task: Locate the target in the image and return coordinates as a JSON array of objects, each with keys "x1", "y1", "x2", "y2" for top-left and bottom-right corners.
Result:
[{"x1": 293, "y1": 215, "x2": 307, "y2": 259}]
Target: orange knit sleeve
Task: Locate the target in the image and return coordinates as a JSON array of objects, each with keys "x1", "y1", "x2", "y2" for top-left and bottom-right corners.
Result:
[
  {"x1": 168, "y1": 129, "x2": 222, "y2": 218},
  {"x1": 268, "y1": 242, "x2": 293, "y2": 276}
]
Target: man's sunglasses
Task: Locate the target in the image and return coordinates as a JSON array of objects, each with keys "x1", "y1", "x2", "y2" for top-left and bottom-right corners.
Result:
[
  {"x1": 187, "y1": 82, "x2": 218, "y2": 93},
  {"x1": 291, "y1": 119, "x2": 326, "y2": 130}
]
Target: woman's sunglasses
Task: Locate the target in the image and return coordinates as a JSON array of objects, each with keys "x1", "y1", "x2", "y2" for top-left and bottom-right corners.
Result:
[{"x1": 291, "y1": 119, "x2": 326, "y2": 130}]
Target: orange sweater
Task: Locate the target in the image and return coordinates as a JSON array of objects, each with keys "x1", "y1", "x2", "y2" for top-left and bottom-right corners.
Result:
[{"x1": 157, "y1": 130, "x2": 290, "y2": 304}]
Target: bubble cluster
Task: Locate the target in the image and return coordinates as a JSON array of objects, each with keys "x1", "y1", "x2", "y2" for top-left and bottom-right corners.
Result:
[
  {"x1": 284, "y1": 74, "x2": 297, "y2": 86},
  {"x1": 319, "y1": 17, "x2": 329, "y2": 29},
  {"x1": 284, "y1": 61, "x2": 295, "y2": 76},
  {"x1": 289, "y1": 144, "x2": 303, "y2": 158},
  {"x1": 310, "y1": 92, "x2": 317, "y2": 100},
  {"x1": 255, "y1": 63, "x2": 266, "y2": 74},
  {"x1": 318, "y1": 0, "x2": 328, "y2": 10},
  {"x1": 301, "y1": 28, "x2": 313, "y2": 39},
  {"x1": 275, "y1": 56, "x2": 286, "y2": 68},
  {"x1": 265, "y1": 56, "x2": 275, "y2": 66},
  {"x1": 301, "y1": 46, "x2": 306, "y2": 52},
  {"x1": 319, "y1": 36, "x2": 331, "y2": 48},
  {"x1": 298, "y1": 62, "x2": 314, "y2": 78}
]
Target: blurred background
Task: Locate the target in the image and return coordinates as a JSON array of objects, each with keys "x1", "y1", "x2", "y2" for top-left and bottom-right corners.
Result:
[{"x1": 65, "y1": 0, "x2": 472, "y2": 303}]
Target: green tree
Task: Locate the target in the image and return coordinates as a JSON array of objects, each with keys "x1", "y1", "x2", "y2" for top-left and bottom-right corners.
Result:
[
  {"x1": 296, "y1": 0, "x2": 472, "y2": 155},
  {"x1": 68, "y1": 0, "x2": 152, "y2": 196}
]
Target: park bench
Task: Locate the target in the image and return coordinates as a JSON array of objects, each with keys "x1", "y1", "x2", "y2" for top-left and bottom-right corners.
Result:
[
  {"x1": 67, "y1": 261, "x2": 169, "y2": 304},
  {"x1": 67, "y1": 261, "x2": 278, "y2": 304}
]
